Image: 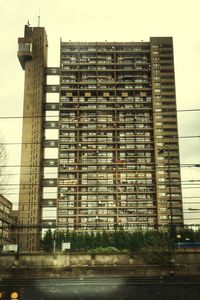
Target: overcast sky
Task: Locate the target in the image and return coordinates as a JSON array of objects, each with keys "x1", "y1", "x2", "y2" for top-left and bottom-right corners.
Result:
[{"x1": 0, "y1": 0, "x2": 200, "y2": 223}]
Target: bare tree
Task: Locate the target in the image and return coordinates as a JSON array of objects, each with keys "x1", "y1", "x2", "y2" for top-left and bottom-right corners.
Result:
[{"x1": 0, "y1": 135, "x2": 8, "y2": 193}]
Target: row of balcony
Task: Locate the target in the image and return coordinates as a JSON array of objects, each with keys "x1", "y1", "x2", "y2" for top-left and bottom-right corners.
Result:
[
  {"x1": 61, "y1": 54, "x2": 150, "y2": 59},
  {"x1": 61, "y1": 61, "x2": 151, "y2": 66},
  {"x1": 60, "y1": 52, "x2": 172, "y2": 59},
  {"x1": 59, "y1": 107, "x2": 152, "y2": 112},
  {"x1": 60, "y1": 86, "x2": 152, "y2": 91},
  {"x1": 57, "y1": 207, "x2": 156, "y2": 212},
  {"x1": 57, "y1": 166, "x2": 180, "y2": 174},
  {"x1": 41, "y1": 221, "x2": 159, "y2": 228},
  {"x1": 42, "y1": 158, "x2": 176, "y2": 169},
  {"x1": 59, "y1": 144, "x2": 154, "y2": 150},
  {"x1": 54, "y1": 101, "x2": 154, "y2": 106},
  {"x1": 61, "y1": 66, "x2": 151, "y2": 72},
  {"x1": 59, "y1": 117, "x2": 153, "y2": 122},
  {"x1": 61, "y1": 74, "x2": 149, "y2": 78},
  {"x1": 59, "y1": 107, "x2": 153, "y2": 112},
  {"x1": 60, "y1": 102, "x2": 152, "y2": 107},
  {"x1": 59, "y1": 125, "x2": 153, "y2": 129},
  {"x1": 59, "y1": 139, "x2": 153, "y2": 144},
  {"x1": 57, "y1": 212, "x2": 157, "y2": 218},
  {"x1": 58, "y1": 99, "x2": 173, "y2": 105},
  {"x1": 61, "y1": 48, "x2": 150, "y2": 54},
  {"x1": 59, "y1": 121, "x2": 152, "y2": 126},
  {"x1": 61, "y1": 80, "x2": 152, "y2": 84}
]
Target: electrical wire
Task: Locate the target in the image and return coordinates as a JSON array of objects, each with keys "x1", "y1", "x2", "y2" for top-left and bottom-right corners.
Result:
[
  {"x1": 183, "y1": 197, "x2": 200, "y2": 199},
  {"x1": 1, "y1": 204, "x2": 199, "y2": 209},
  {"x1": 0, "y1": 182, "x2": 199, "y2": 187},
  {"x1": 1, "y1": 162, "x2": 200, "y2": 169},
  {"x1": 2, "y1": 224, "x2": 199, "y2": 230},
  {"x1": 1, "y1": 134, "x2": 200, "y2": 146},
  {"x1": 0, "y1": 107, "x2": 200, "y2": 120}
]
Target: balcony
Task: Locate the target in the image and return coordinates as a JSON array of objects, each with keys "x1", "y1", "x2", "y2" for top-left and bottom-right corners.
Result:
[
  {"x1": 43, "y1": 140, "x2": 58, "y2": 148},
  {"x1": 44, "y1": 121, "x2": 59, "y2": 129},
  {"x1": 45, "y1": 67, "x2": 60, "y2": 75},
  {"x1": 17, "y1": 42, "x2": 32, "y2": 70},
  {"x1": 45, "y1": 85, "x2": 59, "y2": 93},
  {"x1": 45, "y1": 103, "x2": 59, "y2": 111},
  {"x1": 42, "y1": 178, "x2": 57, "y2": 187},
  {"x1": 43, "y1": 159, "x2": 58, "y2": 167}
]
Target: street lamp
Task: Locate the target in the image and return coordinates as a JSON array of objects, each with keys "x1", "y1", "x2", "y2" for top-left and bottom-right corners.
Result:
[{"x1": 176, "y1": 234, "x2": 181, "y2": 249}]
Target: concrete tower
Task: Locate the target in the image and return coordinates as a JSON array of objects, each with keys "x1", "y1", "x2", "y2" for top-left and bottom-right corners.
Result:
[{"x1": 18, "y1": 24, "x2": 48, "y2": 252}]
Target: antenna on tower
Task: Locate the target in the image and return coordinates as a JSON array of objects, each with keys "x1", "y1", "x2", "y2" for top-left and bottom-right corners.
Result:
[{"x1": 38, "y1": 9, "x2": 40, "y2": 27}]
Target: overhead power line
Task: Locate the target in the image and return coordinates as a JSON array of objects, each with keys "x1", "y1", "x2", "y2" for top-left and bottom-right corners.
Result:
[
  {"x1": 5, "y1": 200, "x2": 200, "y2": 205},
  {"x1": 0, "y1": 136, "x2": 199, "y2": 146},
  {"x1": 0, "y1": 107, "x2": 200, "y2": 120},
  {"x1": 1, "y1": 181, "x2": 200, "y2": 187},
  {"x1": 184, "y1": 218, "x2": 200, "y2": 221},
  {"x1": 1, "y1": 163, "x2": 200, "y2": 168}
]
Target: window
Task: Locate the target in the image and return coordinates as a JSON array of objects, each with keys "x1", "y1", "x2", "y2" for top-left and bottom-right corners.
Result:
[
  {"x1": 159, "y1": 215, "x2": 167, "y2": 220},
  {"x1": 153, "y1": 64, "x2": 160, "y2": 68},
  {"x1": 159, "y1": 192, "x2": 166, "y2": 197},
  {"x1": 158, "y1": 171, "x2": 164, "y2": 175},
  {"x1": 18, "y1": 43, "x2": 32, "y2": 52}
]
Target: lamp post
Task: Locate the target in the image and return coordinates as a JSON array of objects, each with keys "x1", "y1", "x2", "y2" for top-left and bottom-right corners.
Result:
[{"x1": 176, "y1": 234, "x2": 181, "y2": 249}]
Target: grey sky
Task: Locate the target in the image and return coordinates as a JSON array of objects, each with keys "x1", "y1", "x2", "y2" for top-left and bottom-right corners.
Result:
[{"x1": 0, "y1": 0, "x2": 200, "y2": 223}]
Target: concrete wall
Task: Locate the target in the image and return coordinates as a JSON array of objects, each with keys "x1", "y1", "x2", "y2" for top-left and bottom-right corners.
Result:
[
  {"x1": 0, "y1": 252, "x2": 200, "y2": 268},
  {"x1": 175, "y1": 252, "x2": 200, "y2": 264},
  {"x1": 0, "y1": 253, "x2": 131, "y2": 268}
]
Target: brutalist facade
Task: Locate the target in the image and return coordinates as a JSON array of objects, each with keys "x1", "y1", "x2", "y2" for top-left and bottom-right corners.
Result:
[{"x1": 18, "y1": 25, "x2": 183, "y2": 252}]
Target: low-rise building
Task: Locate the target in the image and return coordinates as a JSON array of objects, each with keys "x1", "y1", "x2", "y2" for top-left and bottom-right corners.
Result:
[{"x1": 0, "y1": 194, "x2": 13, "y2": 250}]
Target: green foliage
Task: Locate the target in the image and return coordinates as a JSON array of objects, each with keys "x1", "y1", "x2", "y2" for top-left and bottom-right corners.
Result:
[
  {"x1": 129, "y1": 229, "x2": 146, "y2": 251},
  {"x1": 143, "y1": 230, "x2": 171, "y2": 249},
  {"x1": 54, "y1": 230, "x2": 65, "y2": 251},
  {"x1": 139, "y1": 230, "x2": 172, "y2": 264},
  {"x1": 70, "y1": 231, "x2": 77, "y2": 252},
  {"x1": 140, "y1": 246, "x2": 172, "y2": 265},
  {"x1": 42, "y1": 227, "x2": 200, "y2": 254},
  {"x1": 84, "y1": 231, "x2": 93, "y2": 250},
  {"x1": 101, "y1": 230, "x2": 110, "y2": 248},
  {"x1": 76, "y1": 231, "x2": 85, "y2": 251},
  {"x1": 64, "y1": 229, "x2": 71, "y2": 242},
  {"x1": 43, "y1": 228, "x2": 54, "y2": 252},
  {"x1": 94, "y1": 231, "x2": 102, "y2": 248},
  {"x1": 88, "y1": 247, "x2": 120, "y2": 254}
]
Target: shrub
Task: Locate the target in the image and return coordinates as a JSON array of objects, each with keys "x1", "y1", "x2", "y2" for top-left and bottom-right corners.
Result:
[
  {"x1": 140, "y1": 246, "x2": 172, "y2": 265},
  {"x1": 88, "y1": 247, "x2": 120, "y2": 254}
]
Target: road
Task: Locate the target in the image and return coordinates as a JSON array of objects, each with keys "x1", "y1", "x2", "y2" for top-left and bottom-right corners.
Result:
[{"x1": 1, "y1": 276, "x2": 200, "y2": 300}]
